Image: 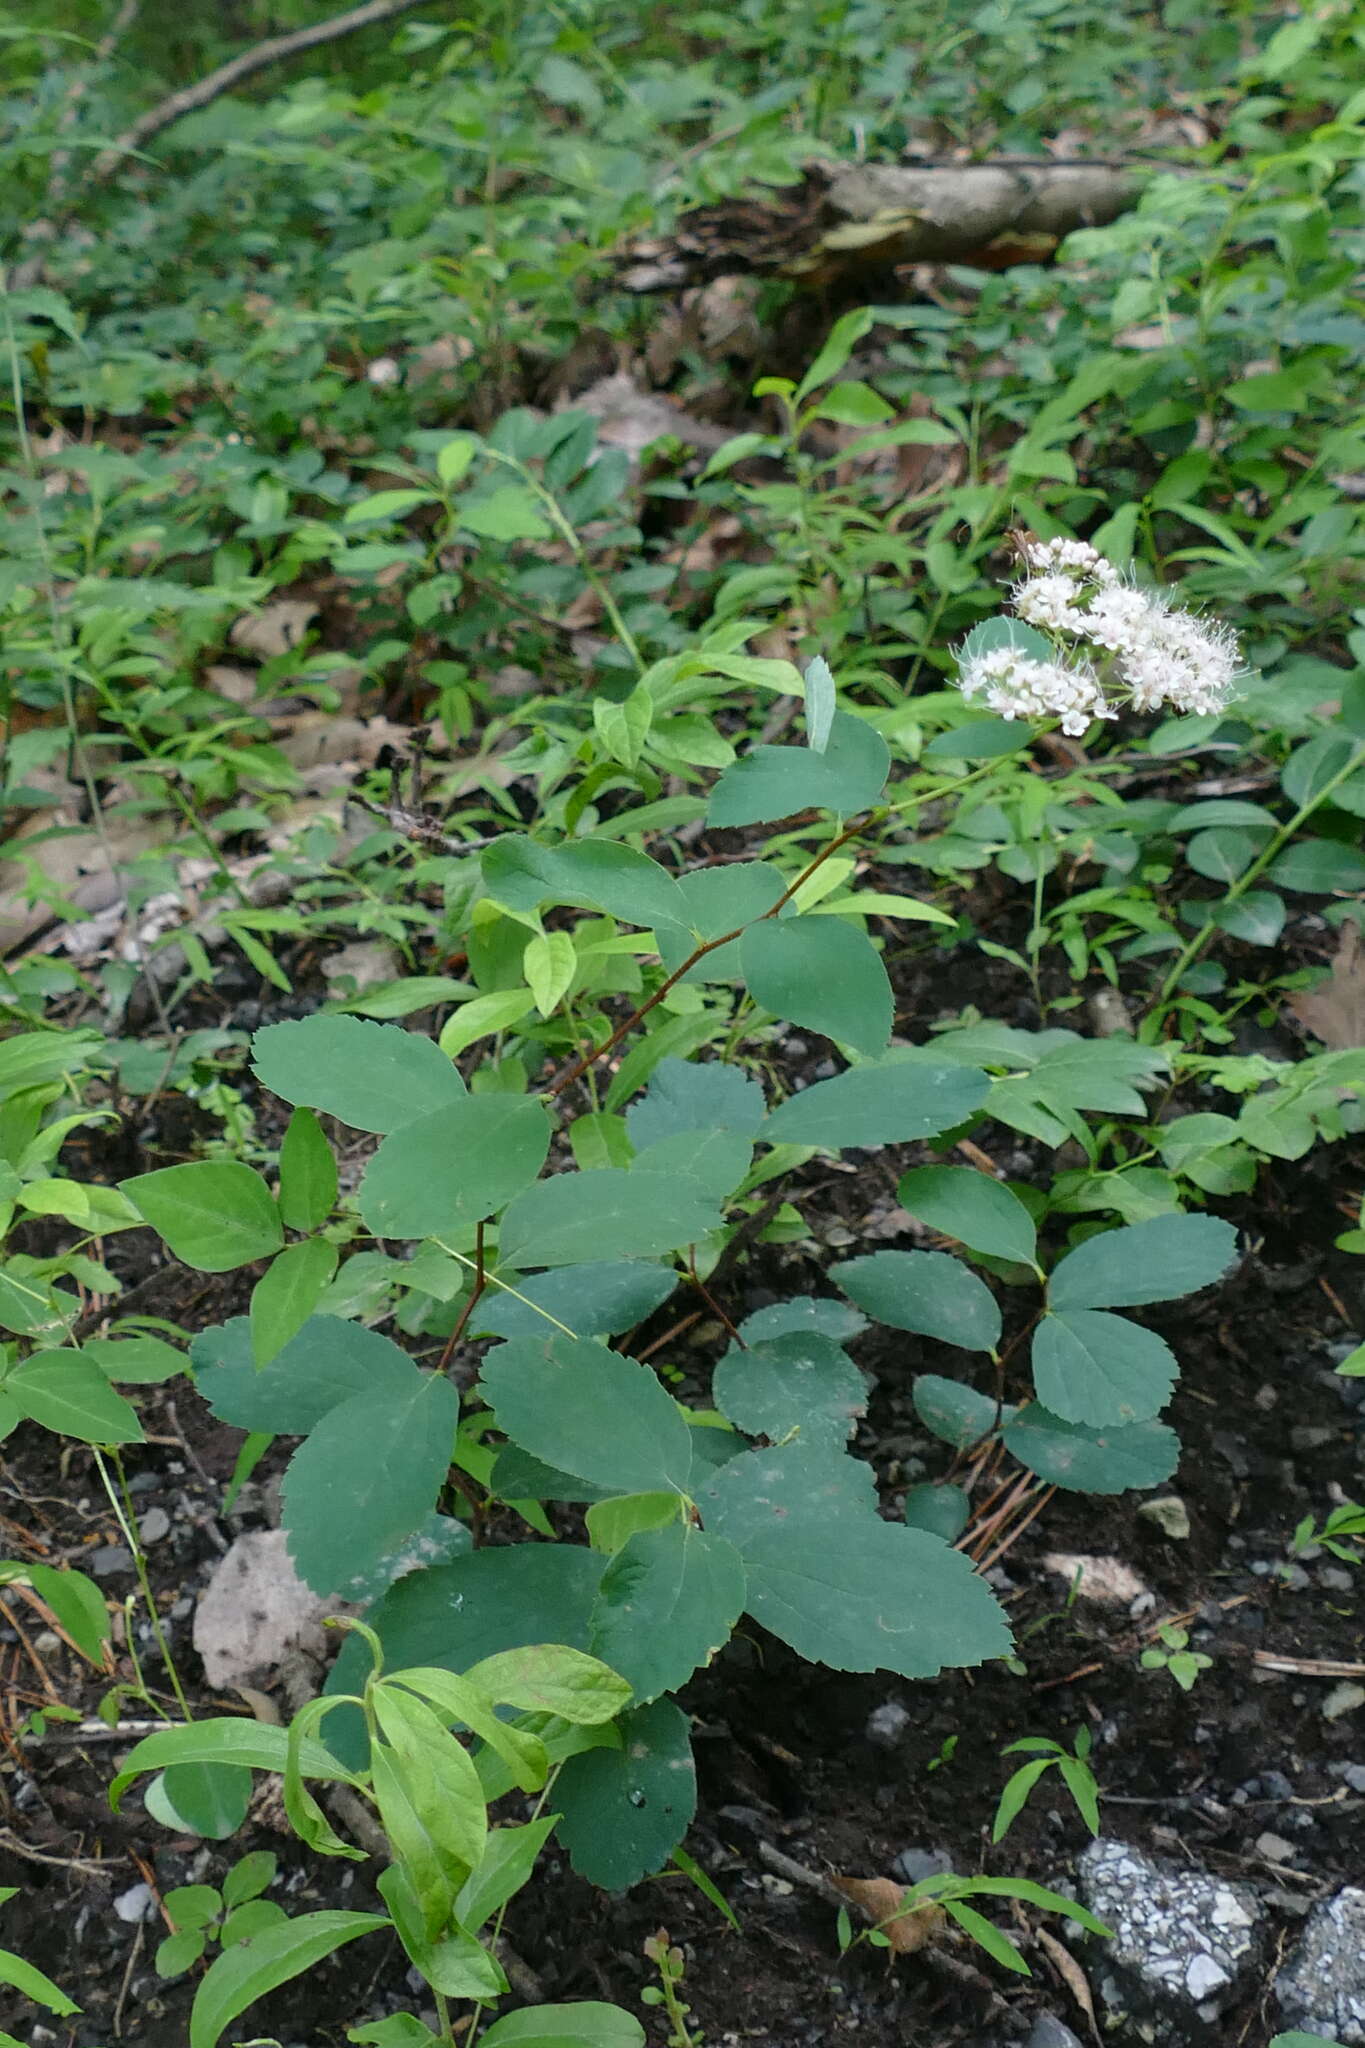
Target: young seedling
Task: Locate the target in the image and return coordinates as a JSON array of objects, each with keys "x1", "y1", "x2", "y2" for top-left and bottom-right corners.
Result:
[
  {"x1": 641, "y1": 1929, "x2": 702, "y2": 2048},
  {"x1": 155, "y1": 1852, "x2": 284, "y2": 1978},
  {"x1": 1140, "y1": 1623, "x2": 1212, "y2": 1692},
  {"x1": 992, "y1": 1728, "x2": 1101, "y2": 1843}
]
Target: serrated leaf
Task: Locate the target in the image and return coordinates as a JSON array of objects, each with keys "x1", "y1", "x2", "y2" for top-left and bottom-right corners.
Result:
[
  {"x1": 121, "y1": 1161, "x2": 282, "y2": 1273},
  {"x1": 358, "y1": 1095, "x2": 551, "y2": 1239},
  {"x1": 897, "y1": 1167, "x2": 1038, "y2": 1268},
  {"x1": 523, "y1": 931, "x2": 577, "y2": 1016},
  {"x1": 554, "y1": 1698, "x2": 696, "y2": 1890},
  {"x1": 902, "y1": 1483, "x2": 970, "y2": 1541},
  {"x1": 741, "y1": 914, "x2": 891, "y2": 1056},
  {"x1": 283, "y1": 1373, "x2": 460, "y2": 1594},
  {"x1": 473, "y1": 1261, "x2": 677, "y2": 1342},
  {"x1": 498, "y1": 1169, "x2": 721, "y2": 1267},
  {"x1": 712, "y1": 1331, "x2": 865, "y2": 1445},
  {"x1": 738, "y1": 1297, "x2": 866, "y2": 1345},
  {"x1": 589, "y1": 1523, "x2": 745, "y2": 1701},
  {"x1": 188, "y1": 1911, "x2": 387, "y2": 2048},
  {"x1": 1002, "y1": 1406, "x2": 1178, "y2": 1493},
  {"x1": 625, "y1": 1056, "x2": 766, "y2": 1147},
  {"x1": 251, "y1": 1015, "x2": 465, "y2": 1132},
  {"x1": 762, "y1": 1059, "x2": 988, "y2": 1149},
  {"x1": 191, "y1": 1315, "x2": 418, "y2": 1434},
  {"x1": 700, "y1": 1449, "x2": 1009, "y2": 1676},
  {"x1": 707, "y1": 711, "x2": 889, "y2": 828},
  {"x1": 1031, "y1": 1310, "x2": 1177, "y2": 1426},
  {"x1": 480, "y1": 1334, "x2": 693, "y2": 1495},
  {"x1": 833, "y1": 1250, "x2": 1001, "y2": 1353},
  {"x1": 1047, "y1": 1213, "x2": 1238, "y2": 1310}
]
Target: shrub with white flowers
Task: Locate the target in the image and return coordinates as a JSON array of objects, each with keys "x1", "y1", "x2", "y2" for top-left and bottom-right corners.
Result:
[{"x1": 956, "y1": 536, "x2": 1242, "y2": 735}]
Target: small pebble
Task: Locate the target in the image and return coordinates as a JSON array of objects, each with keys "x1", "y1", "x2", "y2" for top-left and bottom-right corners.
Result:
[
  {"x1": 138, "y1": 1507, "x2": 171, "y2": 1545},
  {"x1": 1255, "y1": 1832, "x2": 1297, "y2": 1863},
  {"x1": 1327, "y1": 1761, "x2": 1365, "y2": 1792},
  {"x1": 864, "y1": 1702, "x2": 911, "y2": 1750},
  {"x1": 1318, "y1": 1565, "x2": 1354, "y2": 1592},
  {"x1": 892, "y1": 1846, "x2": 953, "y2": 1885},
  {"x1": 1260, "y1": 1769, "x2": 1295, "y2": 1801},
  {"x1": 1026, "y1": 2017, "x2": 1085, "y2": 2048},
  {"x1": 1137, "y1": 1494, "x2": 1191, "y2": 1540},
  {"x1": 1322, "y1": 1681, "x2": 1365, "y2": 1722},
  {"x1": 91, "y1": 1546, "x2": 134, "y2": 1578},
  {"x1": 113, "y1": 1882, "x2": 156, "y2": 1924},
  {"x1": 1290, "y1": 1425, "x2": 1335, "y2": 1453}
]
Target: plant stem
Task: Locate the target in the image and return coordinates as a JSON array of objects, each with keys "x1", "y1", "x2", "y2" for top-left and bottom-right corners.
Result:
[{"x1": 94, "y1": 1449, "x2": 193, "y2": 1722}]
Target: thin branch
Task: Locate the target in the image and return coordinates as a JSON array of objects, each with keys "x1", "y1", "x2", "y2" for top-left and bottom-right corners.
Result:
[{"x1": 88, "y1": 0, "x2": 429, "y2": 185}]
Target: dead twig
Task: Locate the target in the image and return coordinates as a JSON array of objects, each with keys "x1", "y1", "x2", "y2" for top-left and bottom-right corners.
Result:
[{"x1": 1253, "y1": 1650, "x2": 1365, "y2": 1680}]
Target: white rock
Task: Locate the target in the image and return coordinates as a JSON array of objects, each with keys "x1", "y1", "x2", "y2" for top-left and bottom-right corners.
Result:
[
  {"x1": 113, "y1": 1882, "x2": 156, "y2": 1923},
  {"x1": 192, "y1": 1529, "x2": 346, "y2": 1690},
  {"x1": 1041, "y1": 1553, "x2": 1150, "y2": 1606}
]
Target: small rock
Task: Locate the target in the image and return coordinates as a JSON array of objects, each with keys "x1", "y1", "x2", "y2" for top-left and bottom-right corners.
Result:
[
  {"x1": 1319, "y1": 1565, "x2": 1355, "y2": 1592},
  {"x1": 192, "y1": 1529, "x2": 349, "y2": 1690},
  {"x1": 1276, "y1": 1887, "x2": 1365, "y2": 2044},
  {"x1": 1255, "y1": 1833, "x2": 1298, "y2": 1863},
  {"x1": 1323, "y1": 1682, "x2": 1365, "y2": 1723},
  {"x1": 1138, "y1": 1495, "x2": 1191, "y2": 1541},
  {"x1": 1040, "y1": 1553, "x2": 1150, "y2": 1606},
  {"x1": 1026, "y1": 2016, "x2": 1085, "y2": 2048},
  {"x1": 1260, "y1": 1769, "x2": 1295, "y2": 1801},
  {"x1": 1327, "y1": 1762, "x2": 1365, "y2": 1793},
  {"x1": 138, "y1": 1506, "x2": 171, "y2": 1545},
  {"x1": 91, "y1": 1545, "x2": 134, "y2": 1577},
  {"x1": 864, "y1": 1701, "x2": 911, "y2": 1750},
  {"x1": 1078, "y1": 1838, "x2": 1265, "y2": 2036},
  {"x1": 1290, "y1": 1425, "x2": 1336, "y2": 1453},
  {"x1": 892, "y1": 1846, "x2": 953, "y2": 1886},
  {"x1": 113, "y1": 1882, "x2": 156, "y2": 1923}
]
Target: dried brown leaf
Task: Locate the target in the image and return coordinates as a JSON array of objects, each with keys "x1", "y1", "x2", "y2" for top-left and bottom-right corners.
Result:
[
  {"x1": 1289, "y1": 921, "x2": 1365, "y2": 1048},
  {"x1": 1035, "y1": 1925, "x2": 1100, "y2": 2041},
  {"x1": 830, "y1": 1876, "x2": 946, "y2": 1954}
]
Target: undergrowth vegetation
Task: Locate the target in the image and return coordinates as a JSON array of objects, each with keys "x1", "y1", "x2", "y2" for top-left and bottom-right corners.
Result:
[{"x1": 3, "y1": 2, "x2": 1365, "y2": 2044}]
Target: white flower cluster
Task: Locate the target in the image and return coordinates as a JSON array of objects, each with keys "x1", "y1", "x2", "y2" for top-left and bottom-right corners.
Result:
[{"x1": 955, "y1": 535, "x2": 1242, "y2": 734}]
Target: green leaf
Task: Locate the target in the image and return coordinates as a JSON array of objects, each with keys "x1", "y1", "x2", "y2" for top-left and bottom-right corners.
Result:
[
  {"x1": 741, "y1": 914, "x2": 891, "y2": 1056},
  {"x1": 1047, "y1": 1213, "x2": 1238, "y2": 1310},
  {"x1": 83, "y1": 1334, "x2": 187, "y2": 1383},
  {"x1": 250, "y1": 1239, "x2": 338, "y2": 1369},
  {"x1": 359, "y1": 1095, "x2": 551, "y2": 1240},
  {"x1": 222, "y1": 1851, "x2": 277, "y2": 1910},
  {"x1": 1032, "y1": 1311, "x2": 1177, "y2": 1426},
  {"x1": 923, "y1": 717, "x2": 1030, "y2": 761},
  {"x1": 474, "y1": 1262, "x2": 676, "y2": 1342},
  {"x1": 902, "y1": 1483, "x2": 970, "y2": 1542},
  {"x1": 348, "y1": 2018, "x2": 442, "y2": 2047},
  {"x1": 480, "y1": 1334, "x2": 693, "y2": 1495},
  {"x1": 1002, "y1": 1406, "x2": 1178, "y2": 1493},
  {"x1": 455, "y1": 484, "x2": 552, "y2": 540},
  {"x1": 898, "y1": 1166, "x2": 1037, "y2": 1266},
  {"x1": 437, "y1": 989, "x2": 537, "y2": 1057},
  {"x1": 707, "y1": 711, "x2": 889, "y2": 828},
  {"x1": 594, "y1": 687, "x2": 652, "y2": 770},
  {"x1": 157, "y1": 1927, "x2": 208, "y2": 1978},
  {"x1": 455, "y1": 1815, "x2": 557, "y2": 1935},
  {"x1": 832, "y1": 1251, "x2": 1001, "y2": 1353},
  {"x1": 589, "y1": 1524, "x2": 745, "y2": 1702},
  {"x1": 700, "y1": 1448, "x2": 1009, "y2": 1676},
  {"x1": 912, "y1": 1375, "x2": 1000, "y2": 1448},
  {"x1": 344, "y1": 488, "x2": 437, "y2": 523},
  {"x1": 372, "y1": 1688, "x2": 487, "y2": 1915},
  {"x1": 629, "y1": 1127, "x2": 752, "y2": 1204},
  {"x1": 523, "y1": 931, "x2": 578, "y2": 1016},
  {"x1": 655, "y1": 862, "x2": 788, "y2": 984},
  {"x1": 278, "y1": 1108, "x2": 338, "y2": 1230},
  {"x1": 3, "y1": 1352, "x2": 143, "y2": 1444},
  {"x1": 251, "y1": 1016, "x2": 465, "y2": 1132},
  {"x1": 460, "y1": 1643, "x2": 632, "y2": 1725},
  {"x1": 111, "y1": 1717, "x2": 358, "y2": 1810},
  {"x1": 1267, "y1": 839, "x2": 1365, "y2": 893},
  {"x1": 498, "y1": 1169, "x2": 721, "y2": 1267},
  {"x1": 712, "y1": 1331, "x2": 865, "y2": 1445},
  {"x1": 478, "y1": 2004, "x2": 646, "y2": 2048},
  {"x1": 157, "y1": 1761, "x2": 252, "y2": 1840},
  {"x1": 282, "y1": 1372, "x2": 460, "y2": 1594},
  {"x1": 943, "y1": 1900, "x2": 1028, "y2": 1973},
  {"x1": 378, "y1": 1864, "x2": 506, "y2": 1999},
  {"x1": 762, "y1": 1059, "x2": 988, "y2": 1149},
  {"x1": 554, "y1": 1698, "x2": 696, "y2": 1890},
  {"x1": 121, "y1": 1161, "x2": 283, "y2": 1273},
  {"x1": 738, "y1": 1297, "x2": 866, "y2": 1345},
  {"x1": 188, "y1": 1911, "x2": 387, "y2": 2048},
  {"x1": 795, "y1": 306, "x2": 874, "y2": 399},
  {"x1": 0, "y1": 1946, "x2": 78, "y2": 2017},
  {"x1": 625, "y1": 1057, "x2": 766, "y2": 1147},
  {"x1": 804, "y1": 655, "x2": 836, "y2": 753},
  {"x1": 22, "y1": 1563, "x2": 110, "y2": 1663},
  {"x1": 192, "y1": 1315, "x2": 418, "y2": 1434},
  {"x1": 481, "y1": 838, "x2": 688, "y2": 932},
  {"x1": 586, "y1": 1492, "x2": 682, "y2": 1554},
  {"x1": 1211, "y1": 891, "x2": 1285, "y2": 946}
]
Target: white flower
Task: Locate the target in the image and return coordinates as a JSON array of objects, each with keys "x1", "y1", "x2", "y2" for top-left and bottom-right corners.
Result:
[
  {"x1": 959, "y1": 645, "x2": 1113, "y2": 736},
  {"x1": 1013, "y1": 571, "x2": 1088, "y2": 634},
  {"x1": 1022, "y1": 537, "x2": 1118, "y2": 584}
]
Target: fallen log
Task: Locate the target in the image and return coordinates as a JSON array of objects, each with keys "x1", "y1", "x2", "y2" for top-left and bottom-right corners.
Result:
[{"x1": 619, "y1": 157, "x2": 1143, "y2": 292}]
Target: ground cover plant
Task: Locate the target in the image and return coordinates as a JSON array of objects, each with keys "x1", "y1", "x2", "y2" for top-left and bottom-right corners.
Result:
[{"x1": 3, "y1": 3, "x2": 1365, "y2": 2045}]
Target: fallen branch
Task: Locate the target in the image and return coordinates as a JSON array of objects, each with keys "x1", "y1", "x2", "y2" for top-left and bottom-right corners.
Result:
[
  {"x1": 1253, "y1": 1650, "x2": 1365, "y2": 1680},
  {"x1": 87, "y1": 0, "x2": 429, "y2": 185},
  {"x1": 619, "y1": 158, "x2": 1142, "y2": 292}
]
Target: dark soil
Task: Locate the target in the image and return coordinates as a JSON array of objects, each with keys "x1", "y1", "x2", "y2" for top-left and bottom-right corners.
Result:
[{"x1": 3, "y1": 934, "x2": 1364, "y2": 2048}]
